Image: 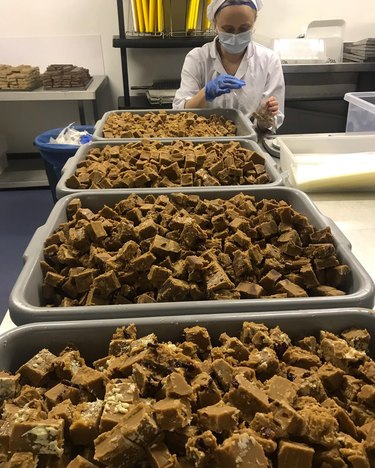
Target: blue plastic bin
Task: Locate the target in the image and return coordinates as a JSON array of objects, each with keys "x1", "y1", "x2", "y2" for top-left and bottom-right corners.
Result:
[{"x1": 34, "y1": 125, "x2": 94, "y2": 202}]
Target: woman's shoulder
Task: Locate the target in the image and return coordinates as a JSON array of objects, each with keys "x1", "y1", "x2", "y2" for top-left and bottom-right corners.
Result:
[{"x1": 186, "y1": 41, "x2": 213, "y2": 60}]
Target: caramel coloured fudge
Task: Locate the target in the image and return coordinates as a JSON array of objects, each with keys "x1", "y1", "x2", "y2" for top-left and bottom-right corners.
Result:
[
  {"x1": 0, "y1": 322, "x2": 374, "y2": 466},
  {"x1": 100, "y1": 111, "x2": 237, "y2": 139},
  {"x1": 66, "y1": 140, "x2": 271, "y2": 190},
  {"x1": 41, "y1": 193, "x2": 350, "y2": 307}
]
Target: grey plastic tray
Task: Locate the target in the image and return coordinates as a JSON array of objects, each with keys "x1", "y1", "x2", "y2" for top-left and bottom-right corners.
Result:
[
  {"x1": 9, "y1": 187, "x2": 375, "y2": 325},
  {"x1": 1, "y1": 309, "x2": 375, "y2": 372},
  {"x1": 93, "y1": 108, "x2": 256, "y2": 141},
  {"x1": 56, "y1": 139, "x2": 283, "y2": 200}
]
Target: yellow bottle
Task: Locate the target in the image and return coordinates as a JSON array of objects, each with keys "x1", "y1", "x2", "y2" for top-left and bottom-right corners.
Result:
[
  {"x1": 135, "y1": 0, "x2": 145, "y2": 32},
  {"x1": 149, "y1": 0, "x2": 157, "y2": 33}
]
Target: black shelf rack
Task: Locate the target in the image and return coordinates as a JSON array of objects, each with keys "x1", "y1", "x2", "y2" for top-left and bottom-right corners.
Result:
[{"x1": 113, "y1": 0, "x2": 213, "y2": 108}]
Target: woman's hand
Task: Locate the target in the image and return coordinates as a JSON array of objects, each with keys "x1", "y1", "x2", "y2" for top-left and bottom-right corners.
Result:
[
  {"x1": 262, "y1": 96, "x2": 279, "y2": 116},
  {"x1": 253, "y1": 96, "x2": 279, "y2": 131},
  {"x1": 205, "y1": 74, "x2": 245, "y2": 102}
]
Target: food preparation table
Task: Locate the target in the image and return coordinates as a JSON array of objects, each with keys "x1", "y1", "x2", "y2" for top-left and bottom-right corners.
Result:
[{"x1": 1, "y1": 191, "x2": 374, "y2": 334}]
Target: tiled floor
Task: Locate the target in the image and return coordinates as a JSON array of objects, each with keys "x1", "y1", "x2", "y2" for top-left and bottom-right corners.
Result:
[{"x1": 0, "y1": 187, "x2": 53, "y2": 321}]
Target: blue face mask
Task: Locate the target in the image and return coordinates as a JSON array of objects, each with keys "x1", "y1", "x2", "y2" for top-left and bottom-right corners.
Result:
[{"x1": 218, "y1": 30, "x2": 253, "y2": 54}]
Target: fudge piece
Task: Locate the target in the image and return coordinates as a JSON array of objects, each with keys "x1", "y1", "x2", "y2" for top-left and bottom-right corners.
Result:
[
  {"x1": 205, "y1": 261, "x2": 235, "y2": 293},
  {"x1": 100, "y1": 379, "x2": 139, "y2": 432},
  {"x1": 184, "y1": 326, "x2": 212, "y2": 356},
  {"x1": 157, "y1": 278, "x2": 190, "y2": 302},
  {"x1": 314, "y1": 447, "x2": 347, "y2": 468},
  {"x1": 358, "y1": 360, "x2": 375, "y2": 384},
  {"x1": 147, "y1": 439, "x2": 180, "y2": 468},
  {"x1": 0, "y1": 371, "x2": 20, "y2": 401},
  {"x1": 338, "y1": 433, "x2": 370, "y2": 467},
  {"x1": 148, "y1": 265, "x2": 173, "y2": 289},
  {"x1": 278, "y1": 440, "x2": 314, "y2": 468},
  {"x1": 17, "y1": 349, "x2": 56, "y2": 386},
  {"x1": 164, "y1": 372, "x2": 193, "y2": 399},
  {"x1": 197, "y1": 402, "x2": 239, "y2": 433},
  {"x1": 265, "y1": 375, "x2": 297, "y2": 404},
  {"x1": 66, "y1": 455, "x2": 98, "y2": 467},
  {"x1": 44, "y1": 382, "x2": 81, "y2": 409},
  {"x1": 341, "y1": 328, "x2": 371, "y2": 352},
  {"x1": 53, "y1": 349, "x2": 85, "y2": 379},
  {"x1": 5, "y1": 452, "x2": 39, "y2": 467},
  {"x1": 150, "y1": 235, "x2": 181, "y2": 257},
  {"x1": 236, "y1": 282, "x2": 264, "y2": 299},
  {"x1": 153, "y1": 398, "x2": 192, "y2": 431},
  {"x1": 270, "y1": 400, "x2": 304, "y2": 436},
  {"x1": 211, "y1": 359, "x2": 234, "y2": 391},
  {"x1": 322, "y1": 398, "x2": 358, "y2": 439},
  {"x1": 191, "y1": 372, "x2": 222, "y2": 409},
  {"x1": 71, "y1": 366, "x2": 107, "y2": 398},
  {"x1": 214, "y1": 430, "x2": 268, "y2": 467},
  {"x1": 87, "y1": 220, "x2": 107, "y2": 242},
  {"x1": 357, "y1": 387, "x2": 375, "y2": 418},
  {"x1": 245, "y1": 347, "x2": 279, "y2": 379},
  {"x1": 186, "y1": 430, "x2": 217, "y2": 467},
  {"x1": 94, "y1": 403, "x2": 158, "y2": 465},
  {"x1": 317, "y1": 363, "x2": 345, "y2": 392},
  {"x1": 92, "y1": 270, "x2": 121, "y2": 297},
  {"x1": 282, "y1": 346, "x2": 321, "y2": 369},
  {"x1": 12, "y1": 385, "x2": 43, "y2": 407},
  {"x1": 95, "y1": 430, "x2": 144, "y2": 466},
  {"x1": 48, "y1": 399, "x2": 75, "y2": 430},
  {"x1": 70, "y1": 401, "x2": 104, "y2": 445},
  {"x1": 277, "y1": 279, "x2": 308, "y2": 298},
  {"x1": 219, "y1": 334, "x2": 250, "y2": 362},
  {"x1": 228, "y1": 375, "x2": 269, "y2": 421},
  {"x1": 9, "y1": 419, "x2": 64, "y2": 456},
  {"x1": 320, "y1": 331, "x2": 367, "y2": 372},
  {"x1": 298, "y1": 403, "x2": 339, "y2": 447}
]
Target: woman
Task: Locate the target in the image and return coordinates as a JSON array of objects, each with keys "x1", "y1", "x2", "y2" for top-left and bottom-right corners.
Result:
[{"x1": 173, "y1": 0, "x2": 285, "y2": 131}]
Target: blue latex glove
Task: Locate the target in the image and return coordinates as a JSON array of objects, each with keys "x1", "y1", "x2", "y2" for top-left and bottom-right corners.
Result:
[
  {"x1": 80, "y1": 134, "x2": 93, "y2": 144},
  {"x1": 205, "y1": 74, "x2": 245, "y2": 102}
]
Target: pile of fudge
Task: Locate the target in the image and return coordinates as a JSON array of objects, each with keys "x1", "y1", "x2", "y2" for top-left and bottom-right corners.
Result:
[
  {"x1": 42, "y1": 64, "x2": 92, "y2": 89},
  {"x1": 0, "y1": 321, "x2": 374, "y2": 466},
  {"x1": 101, "y1": 111, "x2": 237, "y2": 139},
  {"x1": 0, "y1": 65, "x2": 42, "y2": 90},
  {"x1": 66, "y1": 141, "x2": 271, "y2": 190},
  {"x1": 41, "y1": 193, "x2": 350, "y2": 307}
]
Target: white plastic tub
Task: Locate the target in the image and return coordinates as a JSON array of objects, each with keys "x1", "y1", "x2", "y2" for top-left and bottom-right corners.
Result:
[
  {"x1": 345, "y1": 92, "x2": 375, "y2": 133},
  {"x1": 279, "y1": 133, "x2": 375, "y2": 192}
]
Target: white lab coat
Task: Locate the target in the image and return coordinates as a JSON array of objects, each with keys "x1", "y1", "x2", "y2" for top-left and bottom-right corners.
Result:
[{"x1": 173, "y1": 38, "x2": 285, "y2": 128}]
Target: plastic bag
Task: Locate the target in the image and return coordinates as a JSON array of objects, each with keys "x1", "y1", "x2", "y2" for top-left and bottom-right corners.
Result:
[{"x1": 49, "y1": 123, "x2": 93, "y2": 145}]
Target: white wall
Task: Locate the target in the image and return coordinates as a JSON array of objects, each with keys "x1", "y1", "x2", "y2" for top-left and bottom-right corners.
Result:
[{"x1": 0, "y1": 0, "x2": 374, "y2": 152}]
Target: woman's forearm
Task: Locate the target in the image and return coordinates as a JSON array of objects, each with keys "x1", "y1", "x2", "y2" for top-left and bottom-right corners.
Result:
[{"x1": 184, "y1": 88, "x2": 208, "y2": 109}]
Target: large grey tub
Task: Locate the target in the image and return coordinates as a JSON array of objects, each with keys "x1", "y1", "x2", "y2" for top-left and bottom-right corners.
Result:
[
  {"x1": 56, "y1": 139, "x2": 283, "y2": 200},
  {"x1": 92, "y1": 108, "x2": 256, "y2": 141},
  {"x1": 9, "y1": 187, "x2": 375, "y2": 325},
  {"x1": 1, "y1": 309, "x2": 375, "y2": 372}
]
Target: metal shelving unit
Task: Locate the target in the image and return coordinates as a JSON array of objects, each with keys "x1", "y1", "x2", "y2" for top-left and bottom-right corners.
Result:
[{"x1": 113, "y1": 0, "x2": 213, "y2": 108}]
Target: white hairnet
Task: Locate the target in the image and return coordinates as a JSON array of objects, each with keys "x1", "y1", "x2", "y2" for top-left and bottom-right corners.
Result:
[{"x1": 207, "y1": 0, "x2": 263, "y2": 22}]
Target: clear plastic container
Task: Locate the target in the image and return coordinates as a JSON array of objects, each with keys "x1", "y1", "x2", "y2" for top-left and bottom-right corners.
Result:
[
  {"x1": 273, "y1": 38, "x2": 326, "y2": 64},
  {"x1": 279, "y1": 133, "x2": 375, "y2": 191},
  {"x1": 344, "y1": 92, "x2": 375, "y2": 133},
  {"x1": 305, "y1": 19, "x2": 345, "y2": 63}
]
